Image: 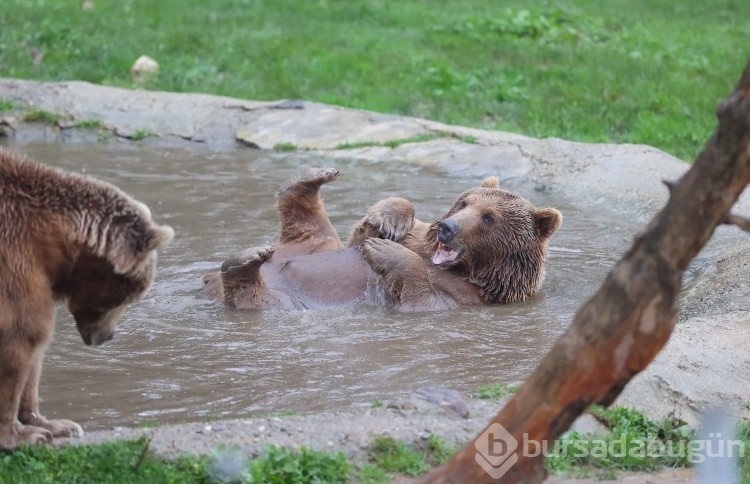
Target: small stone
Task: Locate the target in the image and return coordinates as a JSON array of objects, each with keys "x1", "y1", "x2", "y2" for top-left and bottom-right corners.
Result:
[
  {"x1": 258, "y1": 425, "x2": 266, "y2": 433},
  {"x1": 130, "y1": 55, "x2": 159, "y2": 83}
]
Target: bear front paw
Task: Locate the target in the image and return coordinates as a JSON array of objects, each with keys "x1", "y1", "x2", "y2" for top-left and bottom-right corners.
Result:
[
  {"x1": 364, "y1": 197, "x2": 415, "y2": 242},
  {"x1": 361, "y1": 238, "x2": 416, "y2": 276},
  {"x1": 35, "y1": 417, "x2": 84, "y2": 438}
]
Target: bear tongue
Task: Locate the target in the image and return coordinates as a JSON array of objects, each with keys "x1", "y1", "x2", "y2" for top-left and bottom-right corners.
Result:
[{"x1": 432, "y1": 242, "x2": 458, "y2": 265}]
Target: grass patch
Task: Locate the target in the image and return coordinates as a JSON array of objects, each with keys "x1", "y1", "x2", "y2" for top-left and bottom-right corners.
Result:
[
  {"x1": 547, "y1": 405, "x2": 696, "y2": 476},
  {"x1": 474, "y1": 382, "x2": 520, "y2": 400},
  {"x1": 247, "y1": 445, "x2": 351, "y2": 483},
  {"x1": 3, "y1": 0, "x2": 747, "y2": 159},
  {"x1": 370, "y1": 399, "x2": 384, "y2": 409},
  {"x1": 0, "y1": 439, "x2": 353, "y2": 484},
  {"x1": 273, "y1": 141, "x2": 298, "y2": 152},
  {"x1": 382, "y1": 133, "x2": 439, "y2": 148},
  {"x1": 75, "y1": 118, "x2": 104, "y2": 128},
  {"x1": 21, "y1": 109, "x2": 62, "y2": 123},
  {"x1": 335, "y1": 131, "x2": 475, "y2": 150},
  {"x1": 0, "y1": 99, "x2": 14, "y2": 113},
  {"x1": 367, "y1": 435, "x2": 458, "y2": 478},
  {"x1": 130, "y1": 129, "x2": 153, "y2": 140},
  {"x1": 335, "y1": 140, "x2": 383, "y2": 150},
  {"x1": 0, "y1": 437, "x2": 209, "y2": 484}
]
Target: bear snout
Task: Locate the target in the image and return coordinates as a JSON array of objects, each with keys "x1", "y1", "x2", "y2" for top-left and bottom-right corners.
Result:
[
  {"x1": 82, "y1": 328, "x2": 115, "y2": 347},
  {"x1": 438, "y1": 219, "x2": 459, "y2": 243}
]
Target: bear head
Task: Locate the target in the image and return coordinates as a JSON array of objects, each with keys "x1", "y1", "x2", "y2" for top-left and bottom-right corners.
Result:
[
  {"x1": 428, "y1": 176, "x2": 562, "y2": 303},
  {"x1": 57, "y1": 196, "x2": 174, "y2": 346}
]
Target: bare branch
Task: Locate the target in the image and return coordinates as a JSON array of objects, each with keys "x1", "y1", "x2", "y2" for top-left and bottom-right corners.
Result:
[{"x1": 723, "y1": 213, "x2": 750, "y2": 233}]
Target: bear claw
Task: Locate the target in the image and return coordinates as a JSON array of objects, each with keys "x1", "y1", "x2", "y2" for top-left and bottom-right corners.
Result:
[
  {"x1": 222, "y1": 245, "x2": 275, "y2": 272},
  {"x1": 278, "y1": 167, "x2": 340, "y2": 196}
]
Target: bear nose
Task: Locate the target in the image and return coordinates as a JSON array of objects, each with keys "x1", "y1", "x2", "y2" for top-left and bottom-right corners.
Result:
[{"x1": 438, "y1": 219, "x2": 458, "y2": 242}]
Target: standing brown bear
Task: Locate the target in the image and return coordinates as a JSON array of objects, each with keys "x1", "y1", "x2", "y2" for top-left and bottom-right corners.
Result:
[
  {"x1": 0, "y1": 149, "x2": 173, "y2": 450},
  {"x1": 202, "y1": 167, "x2": 562, "y2": 311}
]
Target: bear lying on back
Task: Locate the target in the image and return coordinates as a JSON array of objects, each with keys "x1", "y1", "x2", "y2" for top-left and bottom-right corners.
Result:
[
  {"x1": 0, "y1": 148, "x2": 173, "y2": 450},
  {"x1": 201, "y1": 167, "x2": 562, "y2": 311}
]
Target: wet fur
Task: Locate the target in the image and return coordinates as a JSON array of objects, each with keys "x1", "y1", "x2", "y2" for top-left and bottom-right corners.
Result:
[
  {"x1": 0, "y1": 149, "x2": 173, "y2": 450},
  {"x1": 203, "y1": 169, "x2": 561, "y2": 311}
]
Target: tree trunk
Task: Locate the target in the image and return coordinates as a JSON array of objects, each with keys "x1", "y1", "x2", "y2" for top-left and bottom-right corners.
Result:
[{"x1": 422, "y1": 59, "x2": 750, "y2": 483}]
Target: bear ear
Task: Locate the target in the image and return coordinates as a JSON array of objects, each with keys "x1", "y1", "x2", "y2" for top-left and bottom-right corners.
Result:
[
  {"x1": 144, "y1": 224, "x2": 175, "y2": 252},
  {"x1": 110, "y1": 224, "x2": 174, "y2": 275},
  {"x1": 533, "y1": 208, "x2": 562, "y2": 239},
  {"x1": 481, "y1": 177, "x2": 500, "y2": 189}
]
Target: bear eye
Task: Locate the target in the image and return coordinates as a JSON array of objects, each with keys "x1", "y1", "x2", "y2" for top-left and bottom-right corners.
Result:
[
  {"x1": 482, "y1": 213, "x2": 495, "y2": 224},
  {"x1": 458, "y1": 200, "x2": 467, "y2": 210}
]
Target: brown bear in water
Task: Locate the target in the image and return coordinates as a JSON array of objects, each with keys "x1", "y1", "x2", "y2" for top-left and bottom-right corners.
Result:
[
  {"x1": 202, "y1": 167, "x2": 561, "y2": 311},
  {"x1": 0, "y1": 149, "x2": 173, "y2": 450}
]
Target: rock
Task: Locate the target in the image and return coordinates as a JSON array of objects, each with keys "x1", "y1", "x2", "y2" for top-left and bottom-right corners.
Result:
[
  {"x1": 130, "y1": 55, "x2": 159, "y2": 83},
  {"x1": 413, "y1": 387, "x2": 470, "y2": 419},
  {"x1": 235, "y1": 103, "x2": 429, "y2": 150},
  {"x1": 1, "y1": 76, "x2": 749, "y2": 438}
]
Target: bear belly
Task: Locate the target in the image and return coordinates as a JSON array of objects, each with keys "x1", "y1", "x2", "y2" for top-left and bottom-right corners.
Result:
[{"x1": 260, "y1": 247, "x2": 373, "y2": 309}]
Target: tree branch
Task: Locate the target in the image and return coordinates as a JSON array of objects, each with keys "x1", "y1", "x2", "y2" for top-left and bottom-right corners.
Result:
[
  {"x1": 723, "y1": 213, "x2": 750, "y2": 232},
  {"x1": 422, "y1": 58, "x2": 750, "y2": 483}
]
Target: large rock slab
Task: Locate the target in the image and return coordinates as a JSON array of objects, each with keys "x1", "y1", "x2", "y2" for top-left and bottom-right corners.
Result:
[{"x1": 235, "y1": 104, "x2": 429, "y2": 149}]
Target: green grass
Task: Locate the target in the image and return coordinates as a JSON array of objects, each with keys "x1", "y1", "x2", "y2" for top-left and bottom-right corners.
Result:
[
  {"x1": 130, "y1": 129, "x2": 153, "y2": 140},
  {"x1": 547, "y1": 405, "x2": 698, "y2": 476},
  {"x1": 21, "y1": 109, "x2": 62, "y2": 123},
  {"x1": 474, "y1": 382, "x2": 520, "y2": 400},
  {"x1": 335, "y1": 131, "x2": 475, "y2": 149},
  {"x1": 367, "y1": 435, "x2": 457, "y2": 478},
  {"x1": 246, "y1": 445, "x2": 351, "y2": 483},
  {"x1": 2, "y1": 0, "x2": 748, "y2": 160},
  {"x1": 0, "y1": 436, "x2": 457, "y2": 483},
  {"x1": 75, "y1": 118, "x2": 104, "y2": 129},
  {"x1": 273, "y1": 142, "x2": 298, "y2": 152},
  {"x1": 0, "y1": 99, "x2": 14, "y2": 113},
  {"x1": 0, "y1": 438, "x2": 209, "y2": 484}
]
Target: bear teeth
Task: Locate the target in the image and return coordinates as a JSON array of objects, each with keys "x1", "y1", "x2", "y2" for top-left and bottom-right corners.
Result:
[{"x1": 433, "y1": 242, "x2": 459, "y2": 265}]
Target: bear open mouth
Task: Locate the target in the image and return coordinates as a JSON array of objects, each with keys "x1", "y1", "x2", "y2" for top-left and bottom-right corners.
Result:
[{"x1": 432, "y1": 241, "x2": 462, "y2": 266}]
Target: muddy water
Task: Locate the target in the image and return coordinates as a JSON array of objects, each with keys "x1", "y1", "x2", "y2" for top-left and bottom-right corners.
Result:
[{"x1": 2, "y1": 140, "x2": 637, "y2": 430}]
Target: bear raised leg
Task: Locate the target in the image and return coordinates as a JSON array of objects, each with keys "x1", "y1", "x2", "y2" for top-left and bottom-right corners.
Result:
[
  {"x1": 347, "y1": 197, "x2": 416, "y2": 247},
  {"x1": 361, "y1": 238, "x2": 450, "y2": 312},
  {"x1": 18, "y1": 352, "x2": 83, "y2": 438},
  {"x1": 275, "y1": 167, "x2": 343, "y2": 254},
  {"x1": 220, "y1": 245, "x2": 276, "y2": 308}
]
